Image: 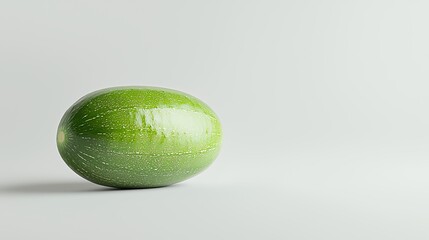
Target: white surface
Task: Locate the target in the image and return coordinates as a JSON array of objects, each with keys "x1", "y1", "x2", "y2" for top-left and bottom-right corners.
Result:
[{"x1": 1, "y1": 0, "x2": 429, "y2": 239}]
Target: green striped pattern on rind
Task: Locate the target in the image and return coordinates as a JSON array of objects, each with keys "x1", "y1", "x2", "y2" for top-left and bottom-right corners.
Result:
[{"x1": 57, "y1": 87, "x2": 222, "y2": 188}]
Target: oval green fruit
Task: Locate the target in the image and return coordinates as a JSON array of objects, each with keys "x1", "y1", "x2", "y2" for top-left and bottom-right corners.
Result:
[{"x1": 57, "y1": 87, "x2": 222, "y2": 188}]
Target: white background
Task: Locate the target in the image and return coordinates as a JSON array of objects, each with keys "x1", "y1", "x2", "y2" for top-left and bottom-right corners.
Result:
[{"x1": 1, "y1": 1, "x2": 429, "y2": 239}]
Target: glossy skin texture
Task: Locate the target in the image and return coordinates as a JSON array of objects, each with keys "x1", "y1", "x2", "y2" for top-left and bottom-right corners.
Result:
[{"x1": 57, "y1": 87, "x2": 222, "y2": 188}]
